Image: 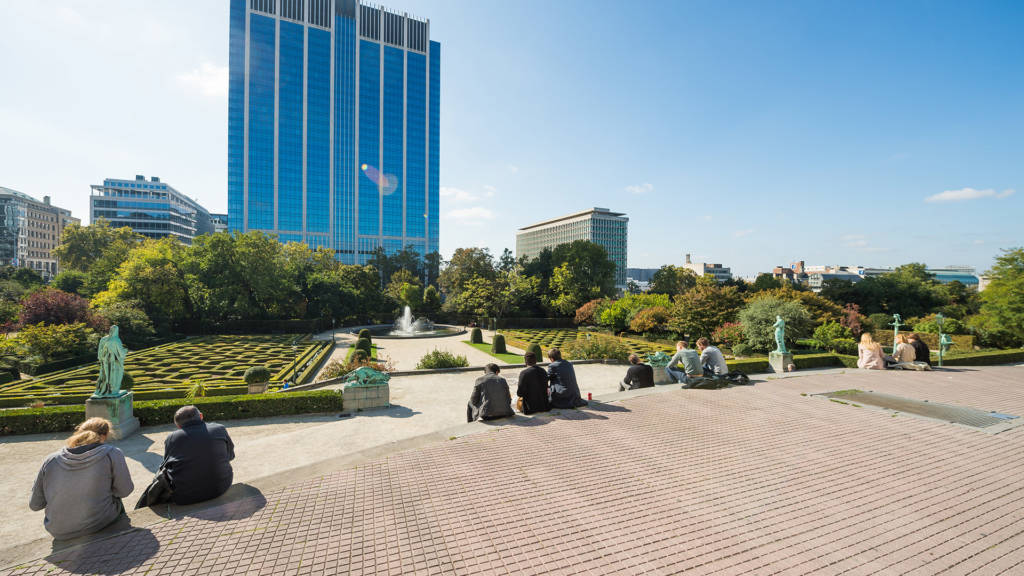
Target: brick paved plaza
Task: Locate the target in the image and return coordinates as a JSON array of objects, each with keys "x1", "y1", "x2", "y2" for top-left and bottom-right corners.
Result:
[{"x1": 5, "y1": 365, "x2": 1024, "y2": 575}]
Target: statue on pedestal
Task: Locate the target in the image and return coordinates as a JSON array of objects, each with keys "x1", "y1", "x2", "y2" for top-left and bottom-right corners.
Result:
[
  {"x1": 772, "y1": 315, "x2": 787, "y2": 355},
  {"x1": 94, "y1": 326, "x2": 127, "y2": 398}
]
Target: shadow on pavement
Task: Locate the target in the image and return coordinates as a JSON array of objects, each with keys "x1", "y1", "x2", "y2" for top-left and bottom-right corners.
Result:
[
  {"x1": 359, "y1": 404, "x2": 422, "y2": 418},
  {"x1": 46, "y1": 526, "x2": 159, "y2": 575},
  {"x1": 145, "y1": 483, "x2": 267, "y2": 523},
  {"x1": 584, "y1": 401, "x2": 631, "y2": 413}
]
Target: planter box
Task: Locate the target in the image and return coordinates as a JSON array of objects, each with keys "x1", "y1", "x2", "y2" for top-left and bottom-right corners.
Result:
[{"x1": 343, "y1": 383, "x2": 389, "y2": 411}]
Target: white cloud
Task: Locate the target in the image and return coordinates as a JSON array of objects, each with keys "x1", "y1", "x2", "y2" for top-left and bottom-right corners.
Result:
[
  {"x1": 734, "y1": 229, "x2": 755, "y2": 238},
  {"x1": 625, "y1": 182, "x2": 654, "y2": 195},
  {"x1": 842, "y1": 234, "x2": 868, "y2": 248},
  {"x1": 482, "y1": 185, "x2": 497, "y2": 197},
  {"x1": 507, "y1": 164, "x2": 520, "y2": 174},
  {"x1": 440, "y1": 186, "x2": 479, "y2": 203},
  {"x1": 925, "y1": 187, "x2": 1015, "y2": 203},
  {"x1": 176, "y1": 61, "x2": 228, "y2": 99},
  {"x1": 444, "y1": 206, "x2": 495, "y2": 226}
]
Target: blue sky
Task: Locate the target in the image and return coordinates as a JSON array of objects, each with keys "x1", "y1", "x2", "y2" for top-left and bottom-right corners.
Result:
[{"x1": 0, "y1": 0, "x2": 1020, "y2": 277}]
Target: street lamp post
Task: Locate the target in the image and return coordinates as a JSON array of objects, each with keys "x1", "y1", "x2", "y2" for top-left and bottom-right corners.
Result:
[
  {"x1": 890, "y1": 313, "x2": 903, "y2": 354},
  {"x1": 936, "y1": 313, "x2": 949, "y2": 367}
]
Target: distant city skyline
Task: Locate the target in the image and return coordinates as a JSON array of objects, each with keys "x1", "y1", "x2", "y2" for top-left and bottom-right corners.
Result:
[{"x1": 0, "y1": 1, "x2": 1020, "y2": 277}]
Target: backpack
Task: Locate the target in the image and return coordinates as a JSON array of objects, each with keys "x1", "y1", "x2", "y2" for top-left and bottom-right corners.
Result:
[{"x1": 726, "y1": 371, "x2": 751, "y2": 385}]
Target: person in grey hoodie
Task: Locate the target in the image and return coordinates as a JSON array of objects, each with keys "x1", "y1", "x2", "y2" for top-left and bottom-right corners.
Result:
[{"x1": 30, "y1": 418, "x2": 134, "y2": 540}]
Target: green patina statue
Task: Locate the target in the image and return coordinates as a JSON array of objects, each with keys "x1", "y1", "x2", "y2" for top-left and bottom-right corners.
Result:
[
  {"x1": 342, "y1": 366, "x2": 391, "y2": 387},
  {"x1": 772, "y1": 315, "x2": 787, "y2": 354},
  {"x1": 94, "y1": 325, "x2": 128, "y2": 398},
  {"x1": 646, "y1": 351, "x2": 672, "y2": 368}
]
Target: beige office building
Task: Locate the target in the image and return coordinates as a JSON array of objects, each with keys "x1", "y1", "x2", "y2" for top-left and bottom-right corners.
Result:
[{"x1": 516, "y1": 207, "x2": 628, "y2": 288}]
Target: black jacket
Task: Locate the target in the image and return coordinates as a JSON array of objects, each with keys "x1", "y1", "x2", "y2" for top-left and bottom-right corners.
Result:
[
  {"x1": 548, "y1": 360, "x2": 587, "y2": 409},
  {"x1": 516, "y1": 365, "x2": 550, "y2": 414},
  {"x1": 910, "y1": 339, "x2": 931, "y2": 365},
  {"x1": 162, "y1": 421, "x2": 235, "y2": 505},
  {"x1": 623, "y1": 364, "x2": 654, "y2": 390},
  {"x1": 468, "y1": 373, "x2": 514, "y2": 422}
]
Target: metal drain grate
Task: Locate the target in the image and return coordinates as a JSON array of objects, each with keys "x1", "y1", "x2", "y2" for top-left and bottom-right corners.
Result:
[{"x1": 816, "y1": 390, "x2": 1019, "y2": 430}]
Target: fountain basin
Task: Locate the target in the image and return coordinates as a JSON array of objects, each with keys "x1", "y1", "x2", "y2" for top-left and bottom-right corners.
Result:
[{"x1": 353, "y1": 324, "x2": 466, "y2": 339}]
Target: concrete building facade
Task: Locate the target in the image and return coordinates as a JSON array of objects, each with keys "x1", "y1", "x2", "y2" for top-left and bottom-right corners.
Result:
[
  {"x1": 90, "y1": 175, "x2": 214, "y2": 245},
  {"x1": 0, "y1": 186, "x2": 79, "y2": 280},
  {"x1": 516, "y1": 207, "x2": 629, "y2": 288}
]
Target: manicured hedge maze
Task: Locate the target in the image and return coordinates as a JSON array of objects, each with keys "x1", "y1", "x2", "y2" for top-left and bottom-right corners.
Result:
[
  {"x1": 0, "y1": 335, "x2": 332, "y2": 408},
  {"x1": 503, "y1": 329, "x2": 675, "y2": 358}
]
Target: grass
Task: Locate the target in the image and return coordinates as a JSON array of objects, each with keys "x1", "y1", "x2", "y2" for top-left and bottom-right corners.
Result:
[{"x1": 463, "y1": 341, "x2": 524, "y2": 365}]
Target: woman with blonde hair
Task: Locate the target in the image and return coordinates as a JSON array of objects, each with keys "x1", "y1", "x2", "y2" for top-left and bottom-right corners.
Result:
[
  {"x1": 29, "y1": 418, "x2": 134, "y2": 540},
  {"x1": 857, "y1": 333, "x2": 886, "y2": 370}
]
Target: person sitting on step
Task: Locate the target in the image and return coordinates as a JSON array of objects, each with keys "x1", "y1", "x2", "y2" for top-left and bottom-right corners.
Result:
[
  {"x1": 468, "y1": 363, "x2": 515, "y2": 422},
  {"x1": 161, "y1": 405, "x2": 235, "y2": 505},
  {"x1": 666, "y1": 340, "x2": 703, "y2": 386},
  {"x1": 516, "y1": 352, "x2": 550, "y2": 414},
  {"x1": 620, "y1": 353, "x2": 654, "y2": 391},
  {"x1": 547, "y1": 348, "x2": 588, "y2": 408}
]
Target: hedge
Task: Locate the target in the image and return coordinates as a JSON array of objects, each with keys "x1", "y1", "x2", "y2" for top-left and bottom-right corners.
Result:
[
  {"x1": 942, "y1": 349, "x2": 1024, "y2": 366},
  {"x1": 0, "y1": 384, "x2": 251, "y2": 409},
  {"x1": 0, "y1": 390, "x2": 344, "y2": 436},
  {"x1": 872, "y1": 331, "x2": 973, "y2": 351},
  {"x1": 726, "y1": 353, "x2": 858, "y2": 374}
]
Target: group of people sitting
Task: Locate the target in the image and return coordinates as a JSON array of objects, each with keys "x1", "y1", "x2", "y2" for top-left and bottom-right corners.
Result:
[
  {"x1": 30, "y1": 405, "x2": 235, "y2": 541},
  {"x1": 467, "y1": 347, "x2": 588, "y2": 422},
  {"x1": 662, "y1": 338, "x2": 729, "y2": 385},
  {"x1": 857, "y1": 332, "x2": 932, "y2": 370}
]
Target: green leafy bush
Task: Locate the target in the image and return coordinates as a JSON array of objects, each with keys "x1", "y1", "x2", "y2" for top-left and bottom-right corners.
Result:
[
  {"x1": 867, "y1": 313, "x2": 893, "y2": 333},
  {"x1": 17, "y1": 323, "x2": 98, "y2": 362},
  {"x1": 352, "y1": 349, "x2": 368, "y2": 362},
  {"x1": 95, "y1": 301, "x2": 156, "y2": 348},
  {"x1": 712, "y1": 322, "x2": 744, "y2": 347},
  {"x1": 564, "y1": 335, "x2": 630, "y2": 361},
  {"x1": 629, "y1": 306, "x2": 671, "y2": 334},
  {"x1": 0, "y1": 390, "x2": 344, "y2": 435},
  {"x1": 355, "y1": 337, "x2": 372, "y2": 356},
  {"x1": 416, "y1": 349, "x2": 469, "y2": 369},
  {"x1": 244, "y1": 366, "x2": 272, "y2": 384},
  {"x1": 470, "y1": 327, "x2": 483, "y2": 344},
  {"x1": 731, "y1": 343, "x2": 753, "y2": 357},
  {"x1": 831, "y1": 338, "x2": 858, "y2": 355},
  {"x1": 526, "y1": 342, "x2": 543, "y2": 361},
  {"x1": 358, "y1": 329, "x2": 371, "y2": 341},
  {"x1": 491, "y1": 334, "x2": 507, "y2": 354},
  {"x1": 912, "y1": 313, "x2": 966, "y2": 335},
  {"x1": 738, "y1": 297, "x2": 813, "y2": 353}
]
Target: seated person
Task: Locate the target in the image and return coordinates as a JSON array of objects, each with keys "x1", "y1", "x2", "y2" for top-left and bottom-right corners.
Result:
[
  {"x1": 30, "y1": 418, "x2": 134, "y2": 540},
  {"x1": 666, "y1": 340, "x2": 703, "y2": 385},
  {"x1": 857, "y1": 333, "x2": 887, "y2": 370},
  {"x1": 889, "y1": 334, "x2": 931, "y2": 370},
  {"x1": 468, "y1": 363, "x2": 515, "y2": 422},
  {"x1": 620, "y1": 353, "x2": 654, "y2": 391},
  {"x1": 516, "y1": 352, "x2": 550, "y2": 414},
  {"x1": 696, "y1": 337, "x2": 729, "y2": 376},
  {"x1": 162, "y1": 406, "x2": 235, "y2": 505},
  {"x1": 547, "y1": 348, "x2": 588, "y2": 408},
  {"x1": 907, "y1": 333, "x2": 932, "y2": 366}
]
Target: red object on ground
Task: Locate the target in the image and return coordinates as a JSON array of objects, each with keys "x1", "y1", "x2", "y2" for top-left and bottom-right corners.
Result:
[{"x1": 588, "y1": 392, "x2": 592, "y2": 400}]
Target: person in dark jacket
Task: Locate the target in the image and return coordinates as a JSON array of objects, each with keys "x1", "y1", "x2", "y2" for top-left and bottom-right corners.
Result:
[
  {"x1": 547, "y1": 348, "x2": 587, "y2": 408},
  {"x1": 162, "y1": 405, "x2": 235, "y2": 505},
  {"x1": 515, "y1": 352, "x2": 550, "y2": 414},
  {"x1": 30, "y1": 418, "x2": 134, "y2": 540},
  {"x1": 620, "y1": 353, "x2": 654, "y2": 391},
  {"x1": 907, "y1": 333, "x2": 932, "y2": 366},
  {"x1": 467, "y1": 364, "x2": 515, "y2": 422}
]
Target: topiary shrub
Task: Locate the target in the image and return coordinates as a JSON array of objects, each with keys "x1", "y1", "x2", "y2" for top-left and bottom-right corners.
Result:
[
  {"x1": 563, "y1": 335, "x2": 629, "y2": 362},
  {"x1": 526, "y1": 342, "x2": 543, "y2": 361},
  {"x1": 491, "y1": 334, "x2": 507, "y2": 354},
  {"x1": 470, "y1": 327, "x2": 483, "y2": 344},
  {"x1": 355, "y1": 337, "x2": 372, "y2": 356},
  {"x1": 244, "y1": 366, "x2": 272, "y2": 385},
  {"x1": 358, "y1": 329, "x2": 371, "y2": 341},
  {"x1": 352, "y1": 349, "x2": 368, "y2": 362},
  {"x1": 416, "y1": 349, "x2": 469, "y2": 369}
]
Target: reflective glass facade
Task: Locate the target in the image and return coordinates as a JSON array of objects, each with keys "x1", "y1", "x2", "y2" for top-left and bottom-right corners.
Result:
[
  {"x1": 89, "y1": 177, "x2": 214, "y2": 246},
  {"x1": 228, "y1": 0, "x2": 439, "y2": 262}
]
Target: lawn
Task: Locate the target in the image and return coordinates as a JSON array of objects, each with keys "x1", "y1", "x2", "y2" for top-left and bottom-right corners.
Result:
[
  {"x1": 463, "y1": 341, "x2": 524, "y2": 365},
  {"x1": 0, "y1": 334, "x2": 333, "y2": 407}
]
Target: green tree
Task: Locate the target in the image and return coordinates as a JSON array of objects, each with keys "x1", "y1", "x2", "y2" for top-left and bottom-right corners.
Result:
[
  {"x1": 649, "y1": 265, "x2": 698, "y2": 295},
  {"x1": 439, "y1": 247, "x2": 496, "y2": 307},
  {"x1": 752, "y1": 274, "x2": 783, "y2": 292},
  {"x1": 96, "y1": 238, "x2": 191, "y2": 329},
  {"x1": 52, "y1": 270, "x2": 88, "y2": 294},
  {"x1": 970, "y1": 248, "x2": 1024, "y2": 347},
  {"x1": 95, "y1": 300, "x2": 156, "y2": 348},
  {"x1": 666, "y1": 284, "x2": 745, "y2": 339},
  {"x1": 53, "y1": 220, "x2": 143, "y2": 296},
  {"x1": 422, "y1": 285, "x2": 442, "y2": 316},
  {"x1": 738, "y1": 297, "x2": 814, "y2": 353}
]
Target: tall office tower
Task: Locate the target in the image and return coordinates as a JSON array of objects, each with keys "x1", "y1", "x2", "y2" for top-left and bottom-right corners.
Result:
[{"x1": 228, "y1": 0, "x2": 440, "y2": 264}]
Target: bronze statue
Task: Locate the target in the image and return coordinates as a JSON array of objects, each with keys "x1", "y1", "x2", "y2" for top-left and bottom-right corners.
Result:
[
  {"x1": 94, "y1": 326, "x2": 127, "y2": 397},
  {"x1": 772, "y1": 315, "x2": 787, "y2": 354}
]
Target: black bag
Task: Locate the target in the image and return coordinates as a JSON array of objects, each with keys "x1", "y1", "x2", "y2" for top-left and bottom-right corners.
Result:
[
  {"x1": 726, "y1": 371, "x2": 751, "y2": 385},
  {"x1": 135, "y1": 468, "x2": 173, "y2": 509}
]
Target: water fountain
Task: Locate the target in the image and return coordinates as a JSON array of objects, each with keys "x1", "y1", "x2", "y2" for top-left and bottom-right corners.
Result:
[{"x1": 355, "y1": 306, "x2": 463, "y2": 339}]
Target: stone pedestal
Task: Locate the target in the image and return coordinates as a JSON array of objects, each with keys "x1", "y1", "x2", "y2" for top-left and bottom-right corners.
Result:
[
  {"x1": 343, "y1": 383, "x2": 390, "y2": 411},
  {"x1": 85, "y1": 391, "x2": 140, "y2": 439},
  {"x1": 653, "y1": 367, "x2": 673, "y2": 385},
  {"x1": 768, "y1": 352, "x2": 794, "y2": 374}
]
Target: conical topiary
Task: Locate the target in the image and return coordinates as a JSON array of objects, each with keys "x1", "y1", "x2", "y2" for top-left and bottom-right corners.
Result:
[
  {"x1": 358, "y1": 328, "x2": 371, "y2": 342},
  {"x1": 491, "y1": 334, "x2": 507, "y2": 354},
  {"x1": 355, "y1": 337, "x2": 372, "y2": 356},
  {"x1": 470, "y1": 327, "x2": 483, "y2": 344},
  {"x1": 526, "y1": 343, "x2": 543, "y2": 362}
]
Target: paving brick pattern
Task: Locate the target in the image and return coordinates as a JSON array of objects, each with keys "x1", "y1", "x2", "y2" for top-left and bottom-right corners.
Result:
[{"x1": 6, "y1": 366, "x2": 1024, "y2": 575}]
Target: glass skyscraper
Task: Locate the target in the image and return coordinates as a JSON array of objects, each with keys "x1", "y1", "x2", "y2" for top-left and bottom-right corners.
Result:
[{"x1": 229, "y1": 0, "x2": 440, "y2": 263}]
